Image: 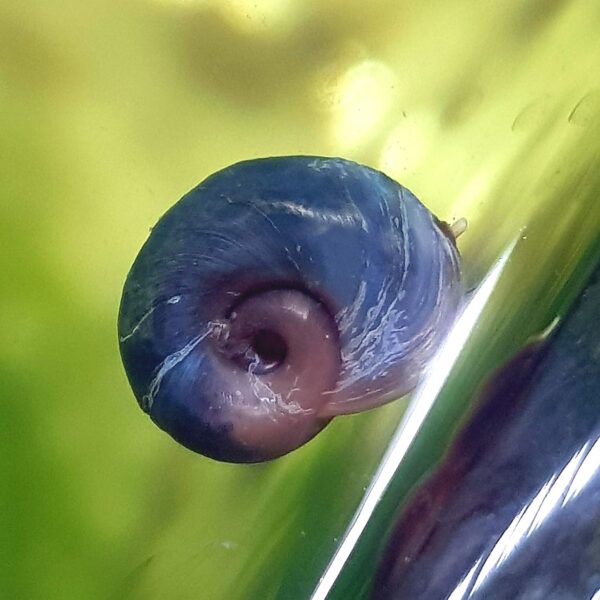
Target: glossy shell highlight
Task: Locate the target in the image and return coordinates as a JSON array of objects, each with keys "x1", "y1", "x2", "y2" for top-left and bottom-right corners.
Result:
[{"x1": 118, "y1": 156, "x2": 463, "y2": 462}]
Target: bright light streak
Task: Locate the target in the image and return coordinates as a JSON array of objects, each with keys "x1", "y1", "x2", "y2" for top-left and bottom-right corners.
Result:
[
  {"x1": 310, "y1": 237, "x2": 519, "y2": 600},
  {"x1": 447, "y1": 558, "x2": 482, "y2": 600},
  {"x1": 563, "y1": 435, "x2": 600, "y2": 504},
  {"x1": 462, "y1": 436, "x2": 600, "y2": 598}
]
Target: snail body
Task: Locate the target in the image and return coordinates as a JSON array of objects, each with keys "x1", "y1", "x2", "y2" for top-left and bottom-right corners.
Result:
[
  {"x1": 118, "y1": 156, "x2": 462, "y2": 462},
  {"x1": 373, "y1": 264, "x2": 600, "y2": 600}
]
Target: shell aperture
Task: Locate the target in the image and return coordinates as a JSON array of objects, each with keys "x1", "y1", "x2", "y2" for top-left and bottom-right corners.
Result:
[{"x1": 118, "y1": 156, "x2": 462, "y2": 462}]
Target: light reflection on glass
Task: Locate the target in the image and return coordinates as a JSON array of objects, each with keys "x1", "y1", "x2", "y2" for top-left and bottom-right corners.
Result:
[
  {"x1": 310, "y1": 236, "x2": 520, "y2": 600},
  {"x1": 446, "y1": 434, "x2": 600, "y2": 599},
  {"x1": 329, "y1": 60, "x2": 397, "y2": 149}
]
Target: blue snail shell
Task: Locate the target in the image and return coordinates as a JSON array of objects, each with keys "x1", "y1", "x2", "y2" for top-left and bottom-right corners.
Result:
[{"x1": 118, "y1": 156, "x2": 463, "y2": 463}]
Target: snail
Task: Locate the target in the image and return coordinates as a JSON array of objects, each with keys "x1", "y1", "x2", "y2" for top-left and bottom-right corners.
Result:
[
  {"x1": 372, "y1": 263, "x2": 600, "y2": 599},
  {"x1": 118, "y1": 156, "x2": 463, "y2": 463}
]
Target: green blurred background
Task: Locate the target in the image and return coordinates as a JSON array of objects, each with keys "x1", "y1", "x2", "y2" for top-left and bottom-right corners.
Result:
[{"x1": 1, "y1": 1, "x2": 600, "y2": 599}]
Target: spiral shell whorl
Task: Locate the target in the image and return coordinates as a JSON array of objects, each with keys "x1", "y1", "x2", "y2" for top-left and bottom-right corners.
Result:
[{"x1": 118, "y1": 156, "x2": 462, "y2": 462}]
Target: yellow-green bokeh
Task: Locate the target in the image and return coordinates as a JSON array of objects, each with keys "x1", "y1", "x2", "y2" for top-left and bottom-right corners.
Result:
[{"x1": 1, "y1": 1, "x2": 600, "y2": 599}]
